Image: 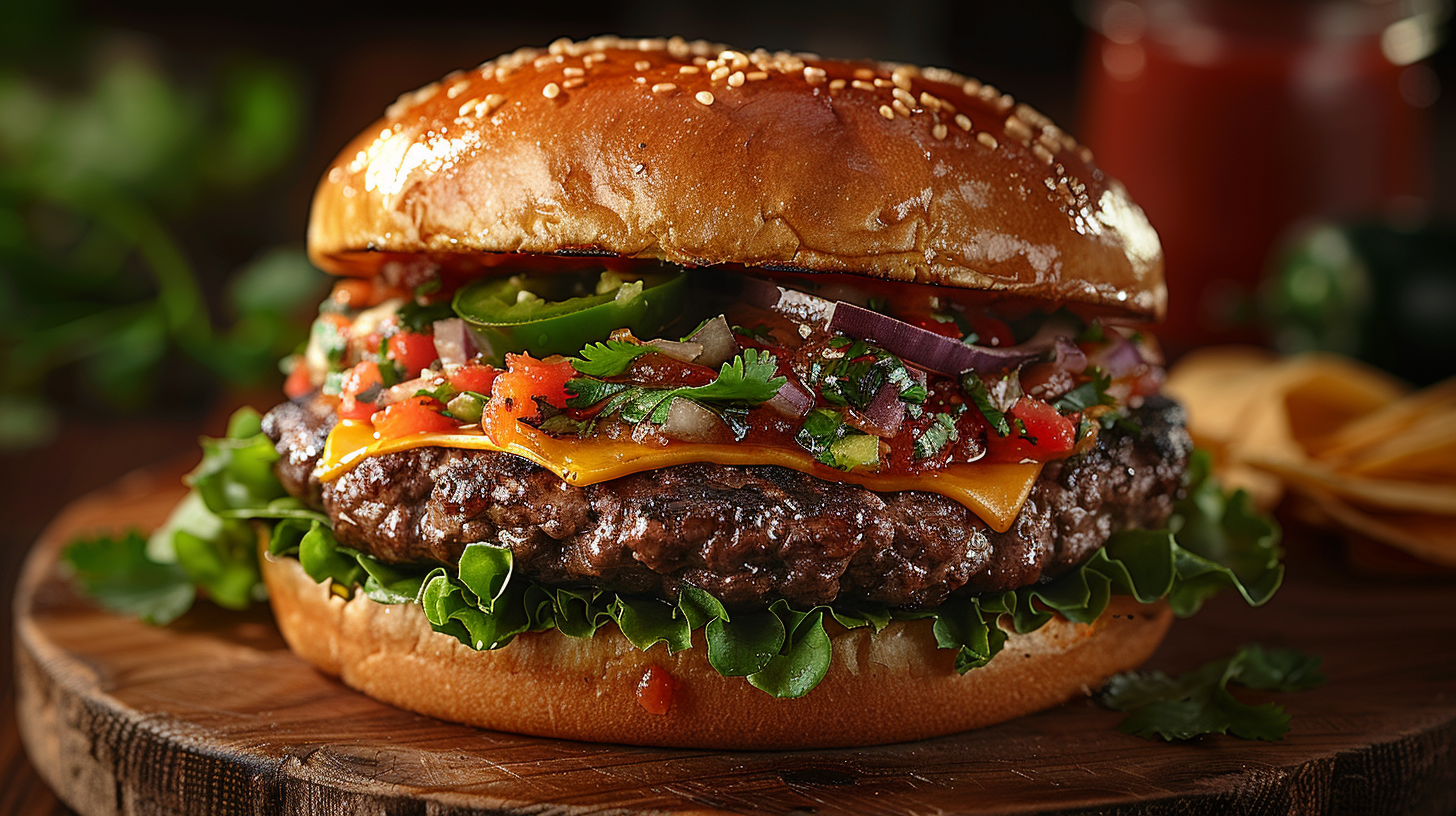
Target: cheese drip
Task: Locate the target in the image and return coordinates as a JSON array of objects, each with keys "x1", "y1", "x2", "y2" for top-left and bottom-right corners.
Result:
[{"x1": 316, "y1": 421, "x2": 1042, "y2": 534}]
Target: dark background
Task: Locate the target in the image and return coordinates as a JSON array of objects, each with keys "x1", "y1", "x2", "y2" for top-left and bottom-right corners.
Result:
[{"x1": 3, "y1": 2, "x2": 1453, "y2": 811}]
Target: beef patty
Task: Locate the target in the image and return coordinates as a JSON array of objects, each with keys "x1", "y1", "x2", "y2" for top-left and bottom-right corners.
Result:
[{"x1": 263, "y1": 396, "x2": 1191, "y2": 609}]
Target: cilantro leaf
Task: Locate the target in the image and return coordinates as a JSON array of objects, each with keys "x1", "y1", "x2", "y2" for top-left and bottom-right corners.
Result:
[
  {"x1": 913, "y1": 408, "x2": 963, "y2": 460},
  {"x1": 962, "y1": 371, "x2": 1014, "y2": 436},
  {"x1": 396, "y1": 299, "x2": 455, "y2": 334},
  {"x1": 570, "y1": 340, "x2": 652, "y2": 377},
  {"x1": 1054, "y1": 368, "x2": 1116, "y2": 413},
  {"x1": 62, "y1": 531, "x2": 196, "y2": 625},
  {"x1": 565, "y1": 349, "x2": 785, "y2": 438},
  {"x1": 1102, "y1": 643, "x2": 1325, "y2": 741},
  {"x1": 809, "y1": 340, "x2": 926, "y2": 411}
]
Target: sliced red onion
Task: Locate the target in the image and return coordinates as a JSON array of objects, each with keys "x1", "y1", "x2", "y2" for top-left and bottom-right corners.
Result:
[
  {"x1": 1090, "y1": 333, "x2": 1145, "y2": 382},
  {"x1": 829, "y1": 303, "x2": 1042, "y2": 377},
  {"x1": 765, "y1": 377, "x2": 815, "y2": 418},
  {"x1": 686, "y1": 315, "x2": 740, "y2": 369},
  {"x1": 741, "y1": 277, "x2": 836, "y2": 326},
  {"x1": 647, "y1": 338, "x2": 704, "y2": 364},
  {"x1": 658, "y1": 397, "x2": 724, "y2": 442},
  {"x1": 432, "y1": 318, "x2": 475, "y2": 368}
]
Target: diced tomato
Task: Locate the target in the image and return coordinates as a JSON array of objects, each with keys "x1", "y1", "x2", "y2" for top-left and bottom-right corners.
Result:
[
  {"x1": 480, "y1": 354, "x2": 576, "y2": 442},
  {"x1": 387, "y1": 331, "x2": 439, "y2": 378},
  {"x1": 371, "y1": 396, "x2": 459, "y2": 438},
  {"x1": 283, "y1": 362, "x2": 314, "y2": 400},
  {"x1": 994, "y1": 397, "x2": 1077, "y2": 461},
  {"x1": 448, "y1": 363, "x2": 500, "y2": 395},
  {"x1": 968, "y1": 315, "x2": 1016, "y2": 348},
  {"x1": 338, "y1": 362, "x2": 384, "y2": 420},
  {"x1": 910, "y1": 316, "x2": 964, "y2": 339},
  {"x1": 636, "y1": 665, "x2": 677, "y2": 715}
]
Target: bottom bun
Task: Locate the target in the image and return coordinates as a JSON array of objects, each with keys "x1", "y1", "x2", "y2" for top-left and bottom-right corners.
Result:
[{"x1": 263, "y1": 550, "x2": 1173, "y2": 749}]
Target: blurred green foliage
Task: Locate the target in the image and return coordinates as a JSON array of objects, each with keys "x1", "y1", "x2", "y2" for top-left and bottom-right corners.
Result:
[{"x1": 0, "y1": 1, "x2": 326, "y2": 449}]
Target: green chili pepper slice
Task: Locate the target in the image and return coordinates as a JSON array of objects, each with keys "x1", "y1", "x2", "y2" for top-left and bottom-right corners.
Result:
[{"x1": 453, "y1": 268, "x2": 688, "y2": 363}]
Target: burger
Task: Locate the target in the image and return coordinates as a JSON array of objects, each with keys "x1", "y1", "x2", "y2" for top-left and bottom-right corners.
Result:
[{"x1": 250, "y1": 36, "x2": 1241, "y2": 749}]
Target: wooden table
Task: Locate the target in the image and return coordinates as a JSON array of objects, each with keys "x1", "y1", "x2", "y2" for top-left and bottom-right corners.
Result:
[{"x1": 9, "y1": 466, "x2": 1456, "y2": 815}]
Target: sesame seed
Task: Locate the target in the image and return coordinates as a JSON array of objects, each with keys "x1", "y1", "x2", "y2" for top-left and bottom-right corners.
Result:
[
  {"x1": 977, "y1": 84, "x2": 999, "y2": 102},
  {"x1": 446, "y1": 81, "x2": 468, "y2": 100},
  {"x1": 941, "y1": 99, "x2": 957, "y2": 115},
  {"x1": 873, "y1": 77, "x2": 892, "y2": 88},
  {"x1": 458, "y1": 98, "x2": 480, "y2": 117},
  {"x1": 652, "y1": 82, "x2": 677, "y2": 94},
  {"x1": 563, "y1": 78, "x2": 585, "y2": 89},
  {"x1": 542, "y1": 82, "x2": 561, "y2": 99},
  {"x1": 548, "y1": 37, "x2": 571, "y2": 55},
  {"x1": 854, "y1": 68, "x2": 875, "y2": 80},
  {"x1": 635, "y1": 60, "x2": 652, "y2": 71},
  {"x1": 932, "y1": 123, "x2": 948, "y2": 140},
  {"x1": 696, "y1": 90, "x2": 715, "y2": 105},
  {"x1": 693, "y1": 56, "x2": 708, "y2": 65},
  {"x1": 679, "y1": 65, "x2": 700, "y2": 74},
  {"x1": 634, "y1": 76, "x2": 646, "y2": 85},
  {"x1": 804, "y1": 66, "x2": 826, "y2": 84},
  {"x1": 1032, "y1": 144, "x2": 1054, "y2": 164},
  {"x1": 563, "y1": 66, "x2": 585, "y2": 78},
  {"x1": 977, "y1": 132, "x2": 998, "y2": 149},
  {"x1": 484, "y1": 94, "x2": 505, "y2": 114},
  {"x1": 584, "y1": 53, "x2": 604, "y2": 66},
  {"x1": 852, "y1": 79, "x2": 875, "y2": 91},
  {"x1": 892, "y1": 99, "x2": 912, "y2": 117},
  {"x1": 919, "y1": 92, "x2": 941, "y2": 111},
  {"x1": 955, "y1": 113, "x2": 972, "y2": 131},
  {"x1": 533, "y1": 55, "x2": 555, "y2": 70},
  {"x1": 711, "y1": 66, "x2": 731, "y2": 81},
  {"x1": 1005, "y1": 115, "x2": 1033, "y2": 143},
  {"x1": 829, "y1": 78, "x2": 846, "y2": 90},
  {"x1": 1078, "y1": 145, "x2": 1094, "y2": 163},
  {"x1": 891, "y1": 67, "x2": 915, "y2": 90},
  {"x1": 728, "y1": 71, "x2": 745, "y2": 87},
  {"x1": 879, "y1": 104, "x2": 895, "y2": 120},
  {"x1": 1038, "y1": 131, "x2": 1060, "y2": 151},
  {"x1": 962, "y1": 78, "x2": 982, "y2": 95},
  {"x1": 892, "y1": 88, "x2": 915, "y2": 108},
  {"x1": 995, "y1": 94, "x2": 1015, "y2": 113}
]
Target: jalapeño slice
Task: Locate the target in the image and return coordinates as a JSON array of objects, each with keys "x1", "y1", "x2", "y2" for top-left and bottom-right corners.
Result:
[{"x1": 453, "y1": 268, "x2": 688, "y2": 363}]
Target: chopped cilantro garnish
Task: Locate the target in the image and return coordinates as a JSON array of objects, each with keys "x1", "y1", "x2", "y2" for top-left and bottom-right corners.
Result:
[
  {"x1": 962, "y1": 371, "x2": 1019, "y2": 436},
  {"x1": 809, "y1": 340, "x2": 926, "y2": 413},
  {"x1": 564, "y1": 349, "x2": 785, "y2": 439},
  {"x1": 732, "y1": 323, "x2": 774, "y2": 341},
  {"x1": 913, "y1": 407, "x2": 963, "y2": 460},
  {"x1": 1054, "y1": 368, "x2": 1116, "y2": 413},
  {"x1": 569, "y1": 339, "x2": 652, "y2": 377}
]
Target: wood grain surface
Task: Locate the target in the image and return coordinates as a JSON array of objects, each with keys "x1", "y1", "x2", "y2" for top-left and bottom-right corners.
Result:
[{"x1": 12, "y1": 467, "x2": 1456, "y2": 816}]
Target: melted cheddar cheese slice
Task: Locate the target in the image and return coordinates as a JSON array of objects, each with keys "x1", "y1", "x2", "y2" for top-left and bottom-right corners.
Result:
[{"x1": 317, "y1": 421, "x2": 1042, "y2": 533}]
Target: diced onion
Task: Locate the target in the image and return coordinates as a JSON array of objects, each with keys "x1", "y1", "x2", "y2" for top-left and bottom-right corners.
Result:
[
  {"x1": 432, "y1": 318, "x2": 474, "y2": 368},
  {"x1": 659, "y1": 397, "x2": 725, "y2": 442},
  {"x1": 686, "y1": 315, "x2": 740, "y2": 369},
  {"x1": 647, "y1": 338, "x2": 705, "y2": 363}
]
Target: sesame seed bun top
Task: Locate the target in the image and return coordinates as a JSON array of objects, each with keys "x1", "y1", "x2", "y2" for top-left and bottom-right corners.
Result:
[{"x1": 308, "y1": 36, "x2": 1166, "y2": 321}]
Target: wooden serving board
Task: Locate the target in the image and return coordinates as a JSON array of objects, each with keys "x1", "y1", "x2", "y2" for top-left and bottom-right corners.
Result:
[{"x1": 13, "y1": 468, "x2": 1456, "y2": 816}]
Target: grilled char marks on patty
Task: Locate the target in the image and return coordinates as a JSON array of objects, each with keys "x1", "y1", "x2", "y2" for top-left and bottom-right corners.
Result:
[{"x1": 263, "y1": 396, "x2": 1191, "y2": 609}]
